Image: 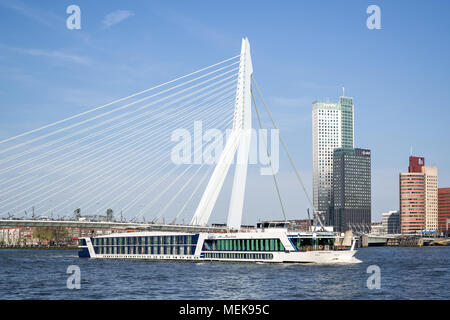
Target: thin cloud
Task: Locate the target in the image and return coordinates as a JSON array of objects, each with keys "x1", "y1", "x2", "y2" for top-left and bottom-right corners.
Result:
[
  {"x1": 22, "y1": 48, "x2": 92, "y2": 65},
  {"x1": 0, "y1": 0, "x2": 63, "y2": 26},
  {"x1": 102, "y1": 10, "x2": 134, "y2": 28},
  {"x1": 0, "y1": 44, "x2": 92, "y2": 65}
]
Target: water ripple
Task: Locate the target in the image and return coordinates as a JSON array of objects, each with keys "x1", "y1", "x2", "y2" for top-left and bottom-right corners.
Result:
[{"x1": 0, "y1": 247, "x2": 448, "y2": 299}]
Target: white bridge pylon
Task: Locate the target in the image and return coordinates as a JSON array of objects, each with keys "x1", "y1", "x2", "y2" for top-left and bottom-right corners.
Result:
[{"x1": 190, "y1": 38, "x2": 253, "y2": 229}]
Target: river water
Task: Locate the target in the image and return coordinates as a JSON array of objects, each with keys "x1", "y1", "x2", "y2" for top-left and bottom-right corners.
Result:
[{"x1": 0, "y1": 246, "x2": 448, "y2": 299}]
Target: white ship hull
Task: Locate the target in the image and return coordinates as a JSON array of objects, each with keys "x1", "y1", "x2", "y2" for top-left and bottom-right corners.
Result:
[
  {"x1": 89, "y1": 250, "x2": 359, "y2": 264},
  {"x1": 78, "y1": 228, "x2": 361, "y2": 264}
]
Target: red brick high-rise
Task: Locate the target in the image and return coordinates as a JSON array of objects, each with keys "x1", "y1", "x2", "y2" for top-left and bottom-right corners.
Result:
[
  {"x1": 438, "y1": 188, "x2": 450, "y2": 235},
  {"x1": 409, "y1": 156, "x2": 425, "y2": 173},
  {"x1": 400, "y1": 172, "x2": 425, "y2": 234},
  {"x1": 400, "y1": 156, "x2": 438, "y2": 234}
]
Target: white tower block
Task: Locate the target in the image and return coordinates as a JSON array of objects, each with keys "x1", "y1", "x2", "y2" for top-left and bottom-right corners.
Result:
[{"x1": 190, "y1": 38, "x2": 253, "y2": 227}]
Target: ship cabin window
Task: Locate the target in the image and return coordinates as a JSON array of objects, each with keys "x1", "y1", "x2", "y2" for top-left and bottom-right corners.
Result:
[
  {"x1": 202, "y1": 238, "x2": 285, "y2": 252},
  {"x1": 292, "y1": 237, "x2": 335, "y2": 251},
  {"x1": 257, "y1": 222, "x2": 290, "y2": 229},
  {"x1": 91, "y1": 235, "x2": 199, "y2": 256},
  {"x1": 203, "y1": 252, "x2": 274, "y2": 260}
]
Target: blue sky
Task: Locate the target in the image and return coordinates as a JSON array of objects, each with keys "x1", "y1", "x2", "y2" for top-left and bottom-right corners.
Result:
[{"x1": 0, "y1": 0, "x2": 449, "y2": 223}]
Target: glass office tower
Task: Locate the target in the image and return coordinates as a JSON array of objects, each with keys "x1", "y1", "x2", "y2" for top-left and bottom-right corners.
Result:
[
  {"x1": 331, "y1": 148, "x2": 371, "y2": 233},
  {"x1": 312, "y1": 96, "x2": 354, "y2": 220}
]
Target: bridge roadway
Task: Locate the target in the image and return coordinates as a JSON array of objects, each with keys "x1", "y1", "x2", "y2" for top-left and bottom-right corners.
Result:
[
  {"x1": 365, "y1": 234, "x2": 443, "y2": 246},
  {"x1": 0, "y1": 219, "x2": 227, "y2": 233},
  {"x1": 364, "y1": 234, "x2": 398, "y2": 246}
]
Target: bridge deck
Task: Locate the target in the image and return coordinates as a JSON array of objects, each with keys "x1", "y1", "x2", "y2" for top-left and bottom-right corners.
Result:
[{"x1": 0, "y1": 219, "x2": 227, "y2": 233}]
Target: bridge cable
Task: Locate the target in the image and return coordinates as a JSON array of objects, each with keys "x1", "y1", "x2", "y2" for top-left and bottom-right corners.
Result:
[
  {"x1": 0, "y1": 86, "x2": 236, "y2": 212},
  {"x1": 2, "y1": 97, "x2": 234, "y2": 216},
  {"x1": 81, "y1": 105, "x2": 234, "y2": 216},
  {"x1": 132, "y1": 116, "x2": 234, "y2": 222},
  {"x1": 172, "y1": 164, "x2": 216, "y2": 224},
  {"x1": 0, "y1": 57, "x2": 239, "y2": 220},
  {"x1": 251, "y1": 77, "x2": 316, "y2": 211},
  {"x1": 251, "y1": 87, "x2": 287, "y2": 222},
  {"x1": 0, "y1": 55, "x2": 240, "y2": 146},
  {"x1": 0, "y1": 64, "x2": 239, "y2": 156},
  {"x1": 0, "y1": 70, "x2": 237, "y2": 170},
  {"x1": 252, "y1": 76, "x2": 325, "y2": 230},
  {"x1": 0, "y1": 77, "x2": 237, "y2": 193}
]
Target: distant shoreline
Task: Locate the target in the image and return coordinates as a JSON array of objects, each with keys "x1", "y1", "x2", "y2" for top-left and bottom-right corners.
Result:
[{"x1": 0, "y1": 246, "x2": 78, "y2": 250}]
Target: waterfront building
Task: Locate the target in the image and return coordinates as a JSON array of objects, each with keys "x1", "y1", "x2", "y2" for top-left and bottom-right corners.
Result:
[
  {"x1": 312, "y1": 95, "x2": 354, "y2": 220},
  {"x1": 438, "y1": 188, "x2": 450, "y2": 235},
  {"x1": 0, "y1": 225, "x2": 113, "y2": 247},
  {"x1": 370, "y1": 222, "x2": 385, "y2": 235},
  {"x1": 0, "y1": 227, "x2": 42, "y2": 246},
  {"x1": 330, "y1": 148, "x2": 371, "y2": 233},
  {"x1": 400, "y1": 172, "x2": 425, "y2": 234},
  {"x1": 400, "y1": 156, "x2": 438, "y2": 234},
  {"x1": 408, "y1": 156, "x2": 425, "y2": 173},
  {"x1": 0, "y1": 227, "x2": 23, "y2": 246},
  {"x1": 381, "y1": 210, "x2": 400, "y2": 234},
  {"x1": 422, "y1": 166, "x2": 438, "y2": 231}
]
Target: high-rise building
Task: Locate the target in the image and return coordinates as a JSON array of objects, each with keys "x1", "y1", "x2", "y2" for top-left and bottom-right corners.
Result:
[
  {"x1": 370, "y1": 222, "x2": 385, "y2": 235},
  {"x1": 330, "y1": 148, "x2": 371, "y2": 233},
  {"x1": 422, "y1": 166, "x2": 438, "y2": 231},
  {"x1": 438, "y1": 188, "x2": 450, "y2": 235},
  {"x1": 400, "y1": 156, "x2": 438, "y2": 234},
  {"x1": 400, "y1": 172, "x2": 425, "y2": 234},
  {"x1": 381, "y1": 210, "x2": 400, "y2": 234},
  {"x1": 312, "y1": 96, "x2": 354, "y2": 218},
  {"x1": 408, "y1": 156, "x2": 425, "y2": 173}
]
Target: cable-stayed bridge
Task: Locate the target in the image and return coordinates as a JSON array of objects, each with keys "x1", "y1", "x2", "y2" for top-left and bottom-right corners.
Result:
[
  {"x1": 0, "y1": 219, "x2": 227, "y2": 233},
  {"x1": 0, "y1": 38, "x2": 315, "y2": 232}
]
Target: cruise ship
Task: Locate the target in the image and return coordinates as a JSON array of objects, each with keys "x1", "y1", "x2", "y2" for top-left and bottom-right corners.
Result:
[
  {"x1": 78, "y1": 38, "x2": 361, "y2": 264},
  {"x1": 78, "y1": 222, "x2": 359, "y2": 264}
]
